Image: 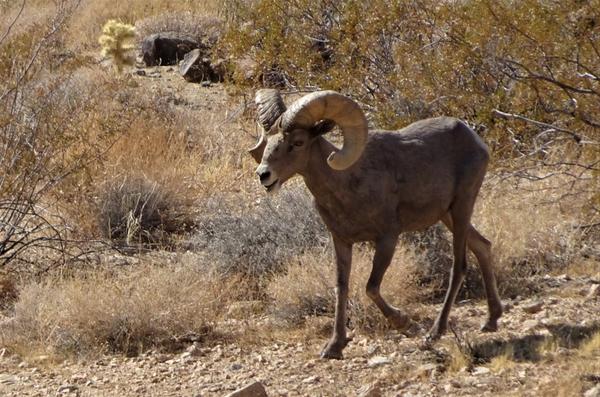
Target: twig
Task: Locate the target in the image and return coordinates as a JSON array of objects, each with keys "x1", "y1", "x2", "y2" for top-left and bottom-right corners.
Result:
[
  {"x1": 491, "y1": 109, "x2": 582, "y2": 143},
  {"x1": 0, "y1": 0, "x2": 26, "y2": 46}
]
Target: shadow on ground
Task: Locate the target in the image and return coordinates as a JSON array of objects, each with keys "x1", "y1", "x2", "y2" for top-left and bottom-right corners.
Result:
[{"x1": 468, "y1": 322, "x2": 600, "y2": 363}]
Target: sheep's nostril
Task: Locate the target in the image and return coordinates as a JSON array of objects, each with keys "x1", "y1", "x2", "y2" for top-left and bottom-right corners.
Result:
[{"x1": 258, "y1": 170, "x2": 271, "y2": 182}]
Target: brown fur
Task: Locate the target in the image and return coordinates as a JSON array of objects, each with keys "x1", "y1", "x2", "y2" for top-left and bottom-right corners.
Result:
[{"x1": 251, "y1": 92, "x2": 503, "y2": 359}]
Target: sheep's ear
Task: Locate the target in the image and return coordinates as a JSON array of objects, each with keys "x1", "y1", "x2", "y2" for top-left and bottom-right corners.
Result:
[
  {"x1": 248, "y1": 126, "x2": 267, "y2": 163},
  {"x1": 311, "y1": 119, "x2": 336, "y2": 137},
  {"x1": 249, "y1": 140, "x2": 266, "y2": 163}
]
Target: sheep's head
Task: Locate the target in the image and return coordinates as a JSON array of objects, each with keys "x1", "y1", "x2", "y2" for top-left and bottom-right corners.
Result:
[{"x1": 249, "y1": 90, "x2": 368, "y2": 194}]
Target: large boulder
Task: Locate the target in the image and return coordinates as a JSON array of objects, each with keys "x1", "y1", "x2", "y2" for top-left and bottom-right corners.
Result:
[{"x1": 141, "y1": 32, "x2": 199, "y2": 66}]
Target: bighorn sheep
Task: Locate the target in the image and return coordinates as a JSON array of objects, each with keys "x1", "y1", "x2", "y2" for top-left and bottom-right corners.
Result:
[{"x1": 249, "y1": 90, "x2": 503, "y2": 359}]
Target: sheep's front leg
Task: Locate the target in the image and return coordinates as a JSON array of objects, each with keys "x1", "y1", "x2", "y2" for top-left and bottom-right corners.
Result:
[{"x1": 321, "y1": 235, "x2": 352, "y2": 359}]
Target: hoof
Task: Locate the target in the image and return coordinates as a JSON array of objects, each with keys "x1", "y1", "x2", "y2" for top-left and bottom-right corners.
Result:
[
  {"x1": 481, "y1": 319, "x2": 498, "y2": 333},
  {"x1": 320, "y1": 348, "x2": 344, "y2": 360},
  {"x1": 387, "y1": 311, "x2": 410, "y2": 331},
  {"x1": 426, "y1": 323, "x2": 446, "y2": 342},
  {"x1": 320, "y1": 337, "x2": 351, "y2": 360},
  {"x1": 401, "y1": 320, "x2": 424, "y2": 338}
]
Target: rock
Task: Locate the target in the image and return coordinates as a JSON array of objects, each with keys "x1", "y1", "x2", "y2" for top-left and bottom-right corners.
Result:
[
  {"x1": 0, "y1": 374, "x2": 18, "y2": 384},
  {"x1": 472, "y1": 366, "x2": 491, "y2": 375},
  {"x1": 522, "y1": 301, "x2": 544, "y2": 314},
  {"x1": 57, "y1": 384, "x2": 78, "y2": 393},
  {"x1": 224, "y1": 381, "x2": 268, "y2": 397},
  {"x1": 367, "y1": 345, "x2": 381, "y2": 355},
  {"x1": 141, "y1": 32, "x2": 199, "y2": 66},
  {"x1": 522, "y1": 319, "x2": 541, "y2": 332},
  {"x1": 587, "y1": 284, "x2": 600, "y2": 299},
  {"x1": 584, "y1": 385, "x2": 600, "y2": 397},
  {"x1": 179, "y1": 49, "x2": 227, "y2": 83},
  {"x1": 302, "y1": 375, "x2": 320, "y2": 384},
  {"x1": 357, "y1": 382, "x2": 382, "y2": 397},
  {"x1": 185, "y1": 342, "x2": 205, "y2": 357},
  {"x1": 415, "y1": 363, "x2": 439, "y2": 377},
  {"x1": 368, "y1": 356, "x2": 392, "y2": 367}
]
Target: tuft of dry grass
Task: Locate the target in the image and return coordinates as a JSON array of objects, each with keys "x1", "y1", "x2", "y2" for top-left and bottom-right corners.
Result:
[
  {"x1": 0, "y1": 260, "x2": 233, "y2": 357},
  {"x1": 444, "y1": 340, "x2": 472, "y2": 373},
  {"x1": 97, "y1": 174, "x2": 194, "y2": 247},
  {"x1": 488, "y1": 346, "x2": 516, "y2": 373},
  {"x1": 579, "y1": 331, "x2": 600, "y2": 357}
]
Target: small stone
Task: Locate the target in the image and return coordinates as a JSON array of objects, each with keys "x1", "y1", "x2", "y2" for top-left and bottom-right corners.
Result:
[
  {"x1": 472, "y1": 366, "x2": 491, "y2": 375},
  {"x1": 416, "y1": 363, "x2": 438, "y2": 377},
  {"x1": 367, "y1": 345, "x2": 380, "y2": 355},
  {"x1": 522, "y1": 319, "x2": 540, "y2": 332},
  {"x1": 522, "y1": 301, "x2": 544, "y2": 314},
  {"x1": 584, "y1": 385, "x2": 600, "y2": 397},
  {"x1": 367, "y1": 356, "x2": 392, "y2": 367},
  {"x1": 302, "y1": 375, "x2": 320, "y2": 384},
  {"x1": 0, "y1": 374, "x2": 18, "y2": 384},
  {"x1": 587, "y1": 284, "x2": 600, "y2": 299},
  {"x1": 444, "y1": 384, "x2": 455, "y2": 393},
  {"x1": 224, "y1": 381, "x2": 268, "y2": 397},
  {"x1": 357, "y1": 382, "x2": 382, "y2": 397},
  {"x1": 185, "y1": 342, "x2": 205, "y2": 357},
  {"x1": 57, "y1": 384, "x2": 78, "y2": 393}
]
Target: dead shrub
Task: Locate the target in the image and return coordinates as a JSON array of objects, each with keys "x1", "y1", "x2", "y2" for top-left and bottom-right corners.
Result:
[
  {"x1": 192, "y1": 184, "x2": 328, "y2": 277},
  {"x1": 97, "y1": 174, "x2": 194, "y2": 247},
  {"x1": 0, "y1": 261, "x2": 230, "y2": 357}
]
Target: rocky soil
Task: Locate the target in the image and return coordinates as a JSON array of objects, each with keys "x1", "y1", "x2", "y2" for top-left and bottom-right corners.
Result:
[{"x1": 1, "y1": 273, "x2": 599, "y2": 396}]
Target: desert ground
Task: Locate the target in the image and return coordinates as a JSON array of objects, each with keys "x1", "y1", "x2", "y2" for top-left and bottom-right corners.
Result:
[{"x1": 1, "y1": 1, "x2": 599, "y2": 396}]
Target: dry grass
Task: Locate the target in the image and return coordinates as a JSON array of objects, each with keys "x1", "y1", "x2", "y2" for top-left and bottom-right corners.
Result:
[
  {"x1": 193, "y1": 184, "x2": 328, "y2": 277},
  {"x1": 579, "y1": 331, "x2": 600, "y2": 357},
  {"x1": 476, "y1": 172, "x2": 594, "y2": 297},
  {"x1": 267, "y1": 243, "x2": 430, "y2": 330},
  {"x1": 0, "y1": 260, "x2": 233, "y2": 357},
  {"x1": 68, "y1": 0, "x2": 223, "y2": 49},
  {"x1": 135, "y1": 11, "x2": 223, "y2": 46},
  {"x1": 1, "y1": 0, "x2": 598, "y2": 366},
  {"x1": 444, "y1": 340, "x2": 472, "y2": 373}
]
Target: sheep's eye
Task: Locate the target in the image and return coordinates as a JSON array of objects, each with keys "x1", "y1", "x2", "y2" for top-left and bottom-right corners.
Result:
[{"x1": 293, "y1": 140, "x2": 304, "y2": 147}]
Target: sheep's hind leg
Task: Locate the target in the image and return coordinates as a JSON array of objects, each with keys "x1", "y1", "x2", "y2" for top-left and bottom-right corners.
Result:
[
  {"x1": 427, "y1": 208, "x2": 470, "y2": 342},
  {"x1": 366, "y1": 235, "x2": 410, "y2": 331},
  {"x1": 321, "y1": 235, "x2": 353, "y2": 360},
  {"x1": 440, "y1": 214, "x2": 503, "y2": 333}
]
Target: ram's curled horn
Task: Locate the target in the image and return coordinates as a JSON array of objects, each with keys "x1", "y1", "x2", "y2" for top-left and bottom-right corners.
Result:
[
  {"x1": 255, "y1": 89, "x2": 287, "y2": 133},
  {"x1": 282, "y1": 91, "x2": 368, "y2": 170}
]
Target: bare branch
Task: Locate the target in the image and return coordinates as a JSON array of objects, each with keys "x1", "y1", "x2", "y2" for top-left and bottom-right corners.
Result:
[
  {"x1": 0, "y1": 0, "x2": 26, "y2": 46},
  {"x1": 491, "y1": 109, "x2": 584, "y2": 143}
]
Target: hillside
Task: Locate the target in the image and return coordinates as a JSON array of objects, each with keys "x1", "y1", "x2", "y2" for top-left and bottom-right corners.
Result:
[{"x1": 1, "y1": 1, "x2": 599, "y2": 396}]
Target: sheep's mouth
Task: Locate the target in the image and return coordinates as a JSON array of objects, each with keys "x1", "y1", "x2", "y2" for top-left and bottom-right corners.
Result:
[{"x1": 265, "y1": 179, "x2": 280, "y2": 192}]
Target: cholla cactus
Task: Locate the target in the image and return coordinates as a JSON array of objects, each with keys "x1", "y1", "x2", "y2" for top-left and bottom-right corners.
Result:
[{"x1": 98, "y1": 20, "x2": 136, "y2": 72}]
